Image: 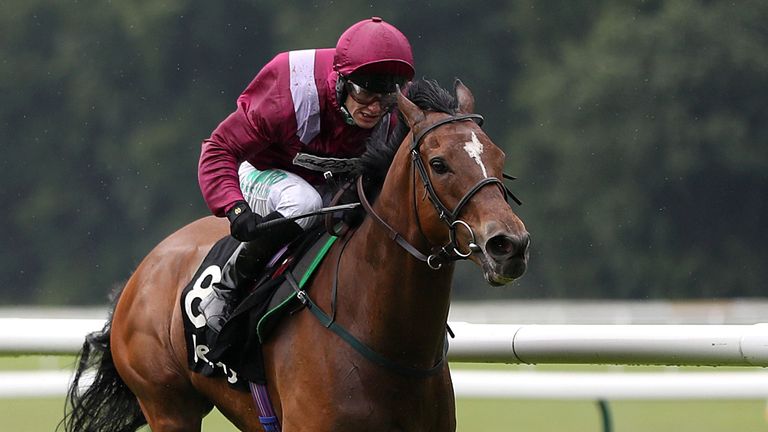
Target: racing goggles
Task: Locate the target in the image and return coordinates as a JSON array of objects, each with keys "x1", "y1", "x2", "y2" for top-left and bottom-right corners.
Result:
[{"x1": 346, "y1": 80, "x2": 398, "y2": 109}]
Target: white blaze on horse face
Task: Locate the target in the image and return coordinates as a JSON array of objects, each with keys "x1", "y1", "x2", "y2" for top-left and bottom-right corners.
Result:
[{"x1": 463, "y1": 131, "x2": 488, "y2": 178}]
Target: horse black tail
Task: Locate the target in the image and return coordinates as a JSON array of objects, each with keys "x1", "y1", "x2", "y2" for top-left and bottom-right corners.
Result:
[{"x1": 59, "y1": 287, "x2": 147, "y2": 432}]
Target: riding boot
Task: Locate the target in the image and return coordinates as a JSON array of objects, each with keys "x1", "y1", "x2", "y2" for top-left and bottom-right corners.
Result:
[{"x1": 201, "y1": 212, "x2": 304, "y2": 334}]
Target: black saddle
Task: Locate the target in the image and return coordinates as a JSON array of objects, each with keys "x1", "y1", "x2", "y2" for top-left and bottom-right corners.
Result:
[{"x1": 180, "y1": 226, "x2": 337, "y2": 388}]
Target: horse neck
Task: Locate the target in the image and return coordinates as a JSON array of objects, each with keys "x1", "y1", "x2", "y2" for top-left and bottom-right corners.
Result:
[{"x1": 338, "y1": 162, "x2": 454, "y2": 367}]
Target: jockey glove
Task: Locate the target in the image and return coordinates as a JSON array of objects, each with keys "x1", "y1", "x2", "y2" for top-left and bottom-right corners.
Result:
[{"x1": 226, "y1": 201, "x2": 263, "y2": 242}]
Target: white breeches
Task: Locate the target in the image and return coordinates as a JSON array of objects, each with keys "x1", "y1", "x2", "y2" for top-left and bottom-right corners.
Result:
[{"x1": 238, "y1": 162, "x2": 325, "y2": 230}]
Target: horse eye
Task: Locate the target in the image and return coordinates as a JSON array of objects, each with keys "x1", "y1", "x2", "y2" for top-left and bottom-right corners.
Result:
[{"x1": 429, "y1": 158, "x2": 449, "y2": 174}]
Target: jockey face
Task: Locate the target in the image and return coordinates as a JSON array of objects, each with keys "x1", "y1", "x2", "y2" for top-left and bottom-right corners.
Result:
[{"x1": 343, "y1": 80, "x2": 398, "y2": 129}]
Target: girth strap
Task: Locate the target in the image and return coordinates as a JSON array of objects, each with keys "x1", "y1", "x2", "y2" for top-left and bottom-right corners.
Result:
[{"x1": 249, "y1": 382, "x2": 281, "y2": 432}]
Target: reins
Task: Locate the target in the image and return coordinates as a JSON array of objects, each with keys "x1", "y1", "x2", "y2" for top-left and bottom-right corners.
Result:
[{"x1": 357, "y1": 175, "x2": 432, "y2": 263}]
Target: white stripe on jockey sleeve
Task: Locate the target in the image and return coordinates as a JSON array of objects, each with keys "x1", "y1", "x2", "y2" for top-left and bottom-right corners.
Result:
[{"x1": 289, "y1": 49, "x2": 321, "y2": 144}]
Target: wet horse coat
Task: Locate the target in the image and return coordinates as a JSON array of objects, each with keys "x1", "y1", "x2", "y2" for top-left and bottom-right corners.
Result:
[{"x1": 64, "y1": 80, "x2": 529, "y2": 432}]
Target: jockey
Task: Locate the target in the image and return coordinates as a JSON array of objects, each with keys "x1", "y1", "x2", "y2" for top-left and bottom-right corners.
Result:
[{"x1": 198, "y1": 17, "x2": 415, "y2": 332}]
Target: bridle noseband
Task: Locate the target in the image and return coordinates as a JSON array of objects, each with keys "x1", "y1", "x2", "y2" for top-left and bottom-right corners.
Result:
[{"x1": 359, "y1": 113, "x2": 521, "y2": 270}]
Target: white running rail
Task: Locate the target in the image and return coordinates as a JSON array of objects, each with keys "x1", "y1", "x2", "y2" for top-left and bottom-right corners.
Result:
[
  {"x1": 3, "y1": 318, "x2": 768, "y2": 366},
  {"x1": 4, "y1": 318, "x2": 768, "y2": 399}
]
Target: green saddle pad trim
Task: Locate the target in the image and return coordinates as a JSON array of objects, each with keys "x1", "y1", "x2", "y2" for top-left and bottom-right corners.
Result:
[
  {"x1": 256, "y1": 235, "x2": 339, "y2": 342},
  {"x1": 299, "y1": 235, "x2": 338, "y2": 288}
]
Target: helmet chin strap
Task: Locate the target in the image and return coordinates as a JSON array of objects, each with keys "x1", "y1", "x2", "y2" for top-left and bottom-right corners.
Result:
[
  {"x1": 335, "y1": 74, "x2": 356, "y2": 125},
  {"x1": 340, "y1": 105, "x2": 356, "y2": 125}
]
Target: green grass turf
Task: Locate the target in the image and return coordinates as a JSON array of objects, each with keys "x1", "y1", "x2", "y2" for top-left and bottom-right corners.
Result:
[
  {"x1": 3, "y1": 397, "x2": 767, "y2": 432},
  {"x1": 0, "y1": 355, "x2": 78, "y2": 370}
]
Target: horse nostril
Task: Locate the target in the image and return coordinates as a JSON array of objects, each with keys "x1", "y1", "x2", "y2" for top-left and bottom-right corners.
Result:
[
  {"x1": 486, "y1": 235, "x2": 514, "y2": 258},
  {"x1": 486, "y1": 233, "x2": 530, "y2": 259}
]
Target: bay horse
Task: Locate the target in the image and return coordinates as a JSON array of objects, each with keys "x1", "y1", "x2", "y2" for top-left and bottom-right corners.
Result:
[{"x1": 62, "y1": 79, "x2": 529, "y2": 431}]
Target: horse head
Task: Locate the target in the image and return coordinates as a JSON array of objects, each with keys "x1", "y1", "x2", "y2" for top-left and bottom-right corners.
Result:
[{"x1": 395, "y1": 80, "x2": 530, "y2": 285}]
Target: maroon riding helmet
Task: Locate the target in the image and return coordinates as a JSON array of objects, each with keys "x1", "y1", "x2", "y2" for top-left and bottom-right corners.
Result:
[{"x1": 334, "y1": 17, "x2": 415, "y2": 111}]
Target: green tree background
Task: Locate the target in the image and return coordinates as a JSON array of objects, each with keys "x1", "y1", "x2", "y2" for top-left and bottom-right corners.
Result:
[{"x1": 1, "y1": 0, "x2": 765, "y2": 304}]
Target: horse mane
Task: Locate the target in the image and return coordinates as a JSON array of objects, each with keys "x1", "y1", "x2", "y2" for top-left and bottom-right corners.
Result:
[{"x1": 355, "y1": 79, "x2": 459, "y2": 191}]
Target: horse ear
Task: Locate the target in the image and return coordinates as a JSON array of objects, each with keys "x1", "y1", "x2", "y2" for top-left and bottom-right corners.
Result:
[
  {"x1": 455, "y1": 78, "x2": 475, "y2": 114},
  {"x1": 396, "y1": 85, "x2": 426, "y2": 127}
]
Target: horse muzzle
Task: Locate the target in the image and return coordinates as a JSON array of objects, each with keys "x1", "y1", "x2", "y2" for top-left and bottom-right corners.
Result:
[{"x1": 479, "y1": 230, "x2": 530, "y2": 285}]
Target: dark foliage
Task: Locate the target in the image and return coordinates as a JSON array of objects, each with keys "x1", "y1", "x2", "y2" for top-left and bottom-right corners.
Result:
[{"x1": 5, "y1": 1, "x2": 767, "y2": 301}]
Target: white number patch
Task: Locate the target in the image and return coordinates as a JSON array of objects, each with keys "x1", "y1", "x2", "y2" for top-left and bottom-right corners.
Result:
[{"x1": 184, "y1": 265, "x2": 222, "y2": 329}]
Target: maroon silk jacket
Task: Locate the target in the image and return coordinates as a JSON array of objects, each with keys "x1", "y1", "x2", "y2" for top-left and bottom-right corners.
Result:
[{"x1": 198, "y1": 48, "x2": 374, "y2": 217}]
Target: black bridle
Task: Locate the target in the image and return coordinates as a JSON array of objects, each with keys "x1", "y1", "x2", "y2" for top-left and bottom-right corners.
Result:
[{"x1": 359, "y1": 113, "x2": 521, "y2": 270}]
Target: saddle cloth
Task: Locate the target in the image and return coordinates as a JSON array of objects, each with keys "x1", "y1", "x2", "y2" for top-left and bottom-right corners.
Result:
[{"x1": 180, "y1": 227, "x2": 338, "y2": 388}]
